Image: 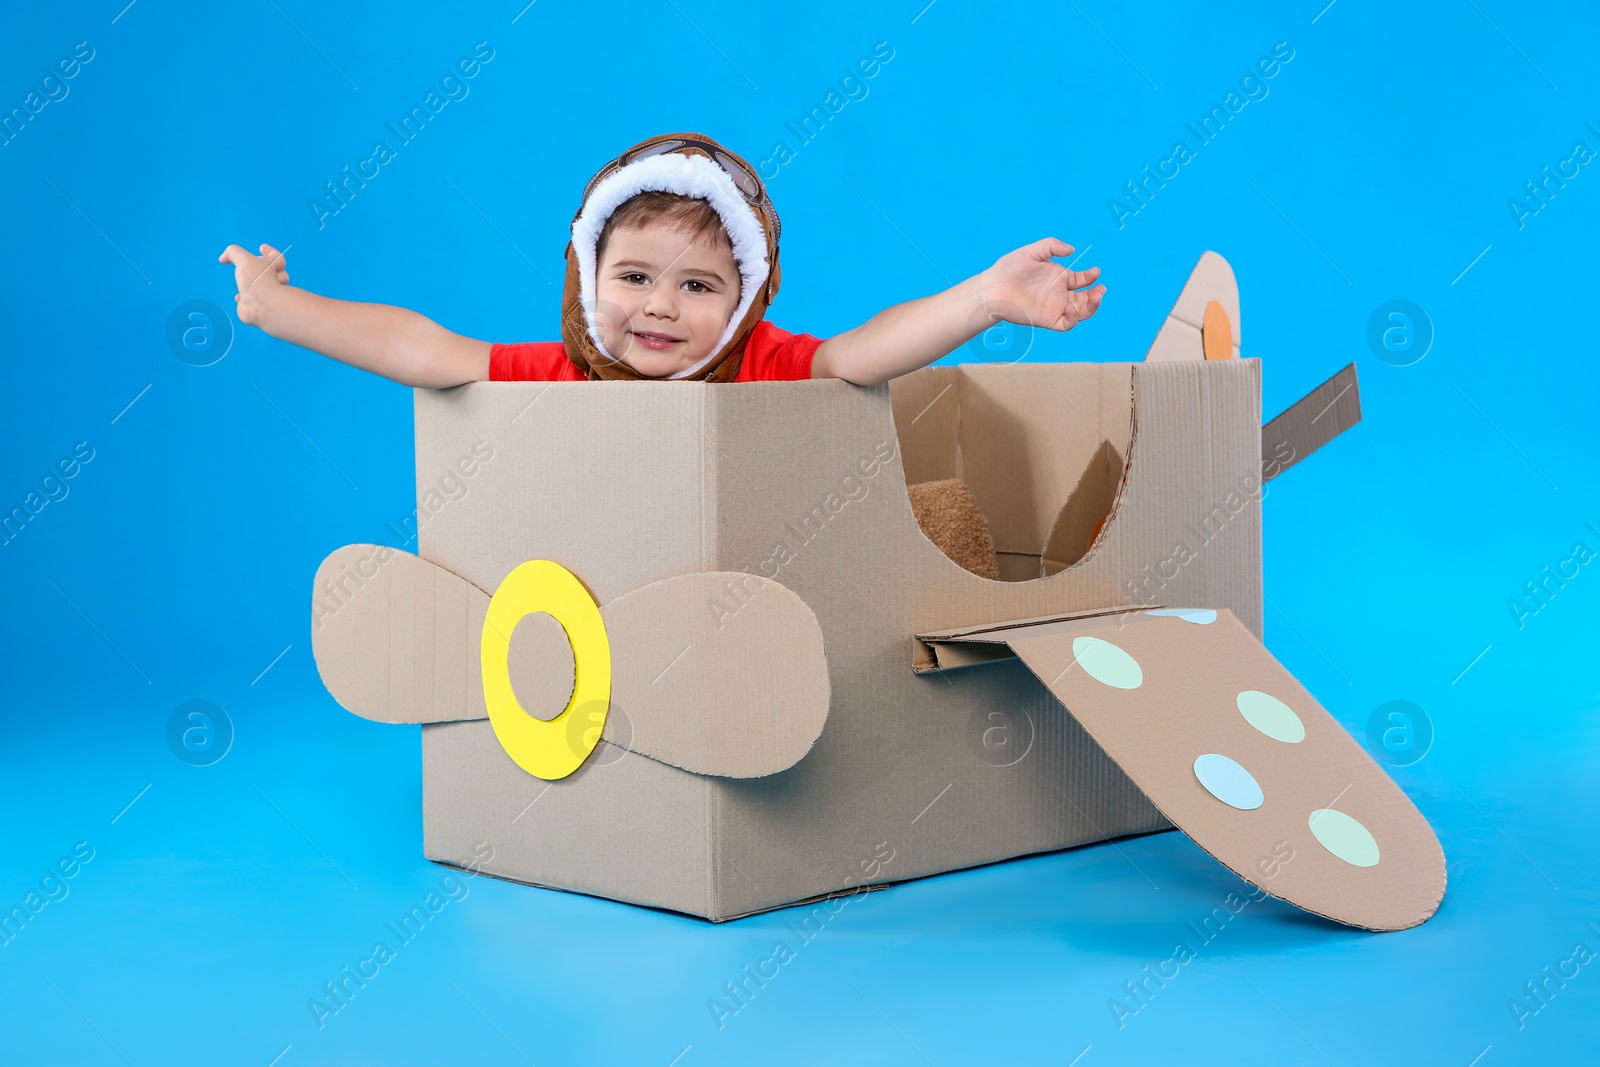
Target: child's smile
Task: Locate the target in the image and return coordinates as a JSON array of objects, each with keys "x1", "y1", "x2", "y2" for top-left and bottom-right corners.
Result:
[
  {"x1": 632, "y1": 328, "x2": 683, "y2": 350},
  {"x1": 594, "y1": 221, "x2": 741, "y2": 377}
]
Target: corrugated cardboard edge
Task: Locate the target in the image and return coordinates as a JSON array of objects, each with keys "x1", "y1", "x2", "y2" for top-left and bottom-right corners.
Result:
[
  {"x1": 1041, "y1": 365, "x2": 1140, "y2": 580},
  {"x1": 432, "y1": 855, "x2": 894, "y2": 923},
  {"x1": 438, "y1": 825, "x2": 1191, "y2": 923},
  {"x1": 913, "y1": 604, "x2": 1154, "y2": 672}
]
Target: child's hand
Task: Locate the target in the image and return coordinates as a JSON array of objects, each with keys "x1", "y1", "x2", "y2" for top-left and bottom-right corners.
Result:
[
  {"x1": 217, "y1": 243, "x2": 291, "y2": 328},
  {"x1": 980, "y1": 238, "x2": 1105, "y2": 332}
]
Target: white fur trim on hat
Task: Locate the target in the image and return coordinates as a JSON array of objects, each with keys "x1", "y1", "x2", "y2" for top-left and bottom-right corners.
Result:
[{"x1": 571, "y1": 151, "x2": 769, "y2": 379}]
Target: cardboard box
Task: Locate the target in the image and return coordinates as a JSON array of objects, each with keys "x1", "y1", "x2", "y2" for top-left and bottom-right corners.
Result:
[{"x1": 312, "y1": 253, "x2": 1444, "y2": 930}]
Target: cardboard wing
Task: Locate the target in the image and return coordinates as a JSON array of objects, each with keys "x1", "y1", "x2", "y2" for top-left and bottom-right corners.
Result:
[
  {"x1": 310, "y1": 544, "x2": 830, "y2": 779},
  {"x1": 916, "y1": 607, "x2": 1445, "y2": 931}
]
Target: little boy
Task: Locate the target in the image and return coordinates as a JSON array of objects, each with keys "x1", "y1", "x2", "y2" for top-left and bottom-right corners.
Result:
[{"x1": 219, "y1": 132, "x2": 1105, "y2": 388}]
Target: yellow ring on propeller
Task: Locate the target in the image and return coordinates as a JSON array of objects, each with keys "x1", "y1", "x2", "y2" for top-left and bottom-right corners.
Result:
[{"x1": 480, "y1": 560, "x2": 611, "y2": 780}]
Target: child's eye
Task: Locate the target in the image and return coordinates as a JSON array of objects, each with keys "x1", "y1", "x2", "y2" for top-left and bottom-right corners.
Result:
[
  {"x1": 683, "y1": 280, "x2": 710, "y2": 294},
  {"x1": 623, "y1": 273, "x2": 649, "y2": 285}
]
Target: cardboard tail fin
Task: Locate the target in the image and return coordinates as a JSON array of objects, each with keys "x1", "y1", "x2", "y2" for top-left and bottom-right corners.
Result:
[
  {"x1": 1139, "y1": 251, "x2": 1360, "y2": 477},
  {"x1": 1143, "y1": 251, "x2": 1241, "y2": 363},
  {"x1": 916, "y1": 607, "x2": 1445, "y2": 931}
]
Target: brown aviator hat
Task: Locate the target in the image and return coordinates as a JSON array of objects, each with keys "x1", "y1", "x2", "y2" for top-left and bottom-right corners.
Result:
[{"x1": 559, "y1": 133, "x2": 783, "y2": 382}]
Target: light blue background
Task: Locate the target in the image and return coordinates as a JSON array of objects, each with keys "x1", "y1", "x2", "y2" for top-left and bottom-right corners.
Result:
[{"x1": 3, "y1": 1, "x2": 1597, "y2": 1063}]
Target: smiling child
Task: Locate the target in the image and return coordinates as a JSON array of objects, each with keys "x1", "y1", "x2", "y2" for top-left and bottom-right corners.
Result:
[{"x1": 219, "y1": 132, "x2": 1105, "y2": 388}]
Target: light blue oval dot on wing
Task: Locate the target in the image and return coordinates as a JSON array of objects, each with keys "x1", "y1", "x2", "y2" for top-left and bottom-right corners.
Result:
[
  {"x1": 1192, "y1": 753, "x2": 1264, "y2": 810},
  {"x1": 1146, "y1": 608, "x2": 1217, "y2": 625},
  {"x1": 1237, "y1": 690, "x2": 1306, "y2": 743},
  {"x1": 1309, "y1": 808, "x2": 1381, "y2": 867},
  {"x1": 1071, "y1": 636, "x2": 1143, "y2": 689}
]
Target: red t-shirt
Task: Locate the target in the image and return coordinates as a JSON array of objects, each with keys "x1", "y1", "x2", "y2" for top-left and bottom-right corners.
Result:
[{"x1": 489, "y1": 320, "x2": 825, "y2": 382}]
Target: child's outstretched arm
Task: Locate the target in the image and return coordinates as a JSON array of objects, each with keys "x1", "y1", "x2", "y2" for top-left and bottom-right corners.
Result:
[
  {"x1": 810, "y1": 237, "x2": 1105, "y2": 387},
  {"x1": 218, "y1": 243, "x2": 490, "y2": 388}
]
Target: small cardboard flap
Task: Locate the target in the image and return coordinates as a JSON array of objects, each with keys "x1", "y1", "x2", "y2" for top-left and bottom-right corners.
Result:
[
  {"x1": 311, "y1": 545, "x2": 830, "y2": 779},
  {"x1": 919, "y1": 607, "x2": 1445, "y2": 930},
  {"x1": 913, "y1": 605, "x2": 1147, "y2": 672},
  {"x1": 1262, "y1": 362, "x2": 1361, "y2": 480}
]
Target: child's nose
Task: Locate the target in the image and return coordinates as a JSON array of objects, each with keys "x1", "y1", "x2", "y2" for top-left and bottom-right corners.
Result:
[{"x1": 642, "y1": 287, "x2": 677, "y2": 317}]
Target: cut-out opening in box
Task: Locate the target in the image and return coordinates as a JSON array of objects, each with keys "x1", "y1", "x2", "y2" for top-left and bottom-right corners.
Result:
[{"x1": 889, "y1": 363, "x2": 1135, "y2": 582}]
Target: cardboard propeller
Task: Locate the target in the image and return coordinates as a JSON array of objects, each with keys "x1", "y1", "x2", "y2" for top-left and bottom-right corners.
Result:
[
  {"x1": 916, "y1": 608, "x2": 1445, "y2": 931},
  {"x1": 310, "y1": 545, "x2": 830, "y2": 779}
]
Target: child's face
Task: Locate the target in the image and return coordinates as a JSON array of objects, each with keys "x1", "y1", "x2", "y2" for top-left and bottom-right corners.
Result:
[{"x1": 593, "y1": 220, "x2": 741, "y2": 377}]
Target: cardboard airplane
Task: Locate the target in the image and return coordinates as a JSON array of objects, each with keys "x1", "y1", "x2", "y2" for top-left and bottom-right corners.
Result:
[{"x1": 312, "y1": 252, "x2": 1444, "y2": 930}]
